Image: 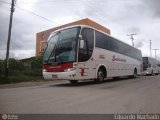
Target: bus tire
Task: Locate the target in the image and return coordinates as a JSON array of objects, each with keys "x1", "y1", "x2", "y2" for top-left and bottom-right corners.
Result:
[
  {"x1": 129, "y1": 68, "x2": 137, "y2": 79},
  {"x1": 113, "y1": 77, "x2": 119, "y2": 80},
  {"x1": 150, "y1": 70, "x2": 154, "y2": 76},
  {"x1": 69, "y1": 80, "x2": 78, "y2": 84},
  {"x1": 95, "y1": 67, "x2": 106, "y2": 83},
  {"x1": 155, "y1": 71, "x2": 159, "y2": 75},
  {"x1": 133, "y1": 68, "x2": 137, "y2": 78}
]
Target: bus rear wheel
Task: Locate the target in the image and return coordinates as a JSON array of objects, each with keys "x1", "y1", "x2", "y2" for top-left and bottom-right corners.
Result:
[
  {"x1": 129, "y1": 68, "x2": 137, "y2": 79},
  {"x1": 133, "y1": 69, "x2": 137, "y2": 78},
  {"x1": 155, "y1": 71, "x2": 159, "y2": 75},
  {"x1": 150, "y1": 70, "x2": 154, "y2": 76}
]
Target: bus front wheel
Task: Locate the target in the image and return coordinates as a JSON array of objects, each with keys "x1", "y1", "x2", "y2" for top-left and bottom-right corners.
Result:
[{"x1": 69, "y1": 80, "x2": 78, "y2": 84}]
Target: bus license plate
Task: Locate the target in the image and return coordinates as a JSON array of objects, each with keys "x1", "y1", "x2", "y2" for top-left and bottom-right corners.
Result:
[{"x1": 52, "y1": 75, "x2": 58, "y2": 78}]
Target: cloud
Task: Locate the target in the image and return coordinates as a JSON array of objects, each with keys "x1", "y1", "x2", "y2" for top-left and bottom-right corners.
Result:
[
  {"x1": 135, "y1": 41, "x2": 144, "y2": 48},
  {"x1": 0, "y1": 1, "x2": 52, "y2": 59},
  {"x1": 0, "y1": 2, "x2": 10, "y2": 53},
  {"x1": 144, "y1": 0, "x2": 160, "y2": 18},
  {"x1": 0, "y1": 0, "x2": 160, "y2": 60},
  {"x1": 127, "y1": 27, "x2": 141, "y2": 35}
]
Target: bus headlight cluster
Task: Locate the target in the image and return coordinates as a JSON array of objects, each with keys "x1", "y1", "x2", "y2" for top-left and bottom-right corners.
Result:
[
  {"x1": 64, "y1": 67, "x2": 76, "y2": 72},
  {"x1": 43, "y1": 69, "x2": 47, "y2": 72}
]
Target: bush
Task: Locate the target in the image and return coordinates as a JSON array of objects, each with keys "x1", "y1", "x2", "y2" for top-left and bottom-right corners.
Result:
[
  {"x1": 0, "y1": 54, "x2": 44, "y2": 84},
  {"x1": 0, "y1": 60, "x2": 5, "y2": 74},
  {"x1": 9, "y1": 58, "x2": 25, "y2": 71}
]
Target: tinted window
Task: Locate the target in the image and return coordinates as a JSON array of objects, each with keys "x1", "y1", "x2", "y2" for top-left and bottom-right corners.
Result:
[
  {"x1": 95, "y1": 31, "x2": 106, "y2": 49},
  {"x1": 78, "y1": 28, "x2": 94, "y2": 62},
  {"x1": 43, "y1": 27, "x2": 80, "y2": 64},
  {"x1": 95, "y1": 30, "x2": 142, "y2": 61}
]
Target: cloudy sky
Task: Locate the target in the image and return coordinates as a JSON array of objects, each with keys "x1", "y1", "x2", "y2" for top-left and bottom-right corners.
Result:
[{"x1": 0, "y1": 0, "x2": 160, "y2": 60}]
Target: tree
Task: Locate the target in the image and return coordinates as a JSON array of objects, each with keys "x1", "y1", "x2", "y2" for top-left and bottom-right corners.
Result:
[
  {"x1": 9, "y1": 58, "x2": 25, "y2": 71},
  {"x1": 31, "y1": 52, "x2": 43, "y2": 70}
]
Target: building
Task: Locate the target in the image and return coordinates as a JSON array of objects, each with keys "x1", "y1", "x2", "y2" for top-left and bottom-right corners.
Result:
[{"x1": 36, "y1": 18, "x2": 110, "y2": 55}]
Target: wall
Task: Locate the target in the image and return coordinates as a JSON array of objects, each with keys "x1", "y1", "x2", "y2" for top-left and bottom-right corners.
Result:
[{"x1": 36, "y1": 18, "x2": 111, "y2": 55}]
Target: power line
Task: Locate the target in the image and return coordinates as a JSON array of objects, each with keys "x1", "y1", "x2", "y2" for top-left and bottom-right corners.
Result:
[
  {"x1": 17, "y1": 1, "x2": 57, "y2": 4},
  {"x1": 4, "y1": 0, "x2": 53, "y2": 78},
  {"x1": 16, "y1": 0, "x2": 79, "y2": 4},
  {"x1": 0, "y1": 1, "x2": 11, "y2": 4},
  {"x1": 0, "y1": 1, "x2": 54, "y2": 24},
  {"x1": 16, "y1": 6, "x2": 54, "y2": 24}
]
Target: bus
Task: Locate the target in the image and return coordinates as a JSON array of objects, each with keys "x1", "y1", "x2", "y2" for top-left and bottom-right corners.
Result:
[
  {"x1": 142, "y1": 57, "x2": 160, "y2": 75},
  {"x1": 43, "y1": 25, "x2": 142, "y2": 83}
]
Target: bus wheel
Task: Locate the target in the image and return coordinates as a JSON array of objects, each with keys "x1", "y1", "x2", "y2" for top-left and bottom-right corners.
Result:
[
  {"x1": 155, "y1": 71, "x2": 159, "y2": 75},
  {"x1": 69, "y1": 80, "x2": 78, "y2": 84},
  {"x1": 133, "y1": 69, "x2": 137, "y2": 78},
  {"x1": 113, "y1": 77, "x2": 119, "y2": 80},
  {"x1": 129, "y1": 68, "x2": 137, "y2": 79},
  {"x1": 95, "y1": 69, "x2": 105, "y2": 83},
  {"x1": 150, "y1": 70, "x2": 154, "y2": 76}
]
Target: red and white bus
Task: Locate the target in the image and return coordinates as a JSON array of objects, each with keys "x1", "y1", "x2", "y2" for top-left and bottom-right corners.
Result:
[
  {"x1": 142, "y1": 57, "x2": 160, "y2": 75},
  {"x1": 43, "y1": 25, "x2": 142, "y2": 83}
]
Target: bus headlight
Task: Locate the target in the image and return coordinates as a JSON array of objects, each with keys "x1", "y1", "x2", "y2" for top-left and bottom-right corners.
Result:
[
  {"x1": 64, "y1": 67, "x2": 76, "y2": 72},
  {"x1": 43, "y1": 69, "x2": 47, "y2": 72}
]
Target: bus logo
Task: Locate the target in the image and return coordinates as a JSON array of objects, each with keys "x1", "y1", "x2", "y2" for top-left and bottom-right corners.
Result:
[
  {"x1": 112, "y1": 55, "x2": 126, "y2": 62},
  {"x1": 99, "y1": 55, "x2": 105, "y2": 59}
]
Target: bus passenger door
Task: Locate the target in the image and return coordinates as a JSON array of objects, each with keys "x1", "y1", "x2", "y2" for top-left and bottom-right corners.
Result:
[{"x1": 77, "y1": 28, "x2": 95, "y2": 79}]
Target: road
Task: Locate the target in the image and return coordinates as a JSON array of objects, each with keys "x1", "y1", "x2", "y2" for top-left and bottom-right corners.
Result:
[{"x1": 0, "y1": 75, "x2": 160, "y2": 114}]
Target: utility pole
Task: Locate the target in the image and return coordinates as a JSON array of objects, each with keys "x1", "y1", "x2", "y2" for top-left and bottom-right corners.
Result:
[
  {"x1": 5, "y1": 0, "x2": 16, "y2": 78},
  {"x1": 152, "y1": 49, "x2": 159, "y2": 59},
  {"x1": 127, "y1": 34, "x2": 137, "y2": 47},
  {"x1": 150, "y1": 40, "x2": 152, "y2": 57}
]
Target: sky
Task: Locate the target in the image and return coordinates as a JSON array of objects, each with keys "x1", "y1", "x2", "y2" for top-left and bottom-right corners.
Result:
[{"x1": 0, "y1": 0, "x2": 160, "y2": 60}]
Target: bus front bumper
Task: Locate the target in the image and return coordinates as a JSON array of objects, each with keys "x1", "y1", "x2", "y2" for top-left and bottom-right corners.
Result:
[{"x1": 43, "y1": 71, "x2": 77, "y2": 80}]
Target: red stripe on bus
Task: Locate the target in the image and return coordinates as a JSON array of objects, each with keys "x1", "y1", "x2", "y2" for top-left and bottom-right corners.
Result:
[
  {"x1": 79, "y1": 68, "x2": 88, "y2": 76},
  {"x1": 43, "y1": 63, "x2": 73, "y2": 72}
]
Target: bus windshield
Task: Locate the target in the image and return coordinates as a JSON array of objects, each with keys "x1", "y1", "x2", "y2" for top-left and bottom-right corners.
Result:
[{"x1": 43, "y1": 27, "x2": 80, "y2": 64}]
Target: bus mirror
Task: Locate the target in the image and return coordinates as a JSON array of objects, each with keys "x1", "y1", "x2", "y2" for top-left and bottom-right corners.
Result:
[
  {"x1": 80, "y1": 40, "x2": 85, "y2": 49},
  {"x1": 79, "y1": 35, "x2": 82, "y2": 39}
]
